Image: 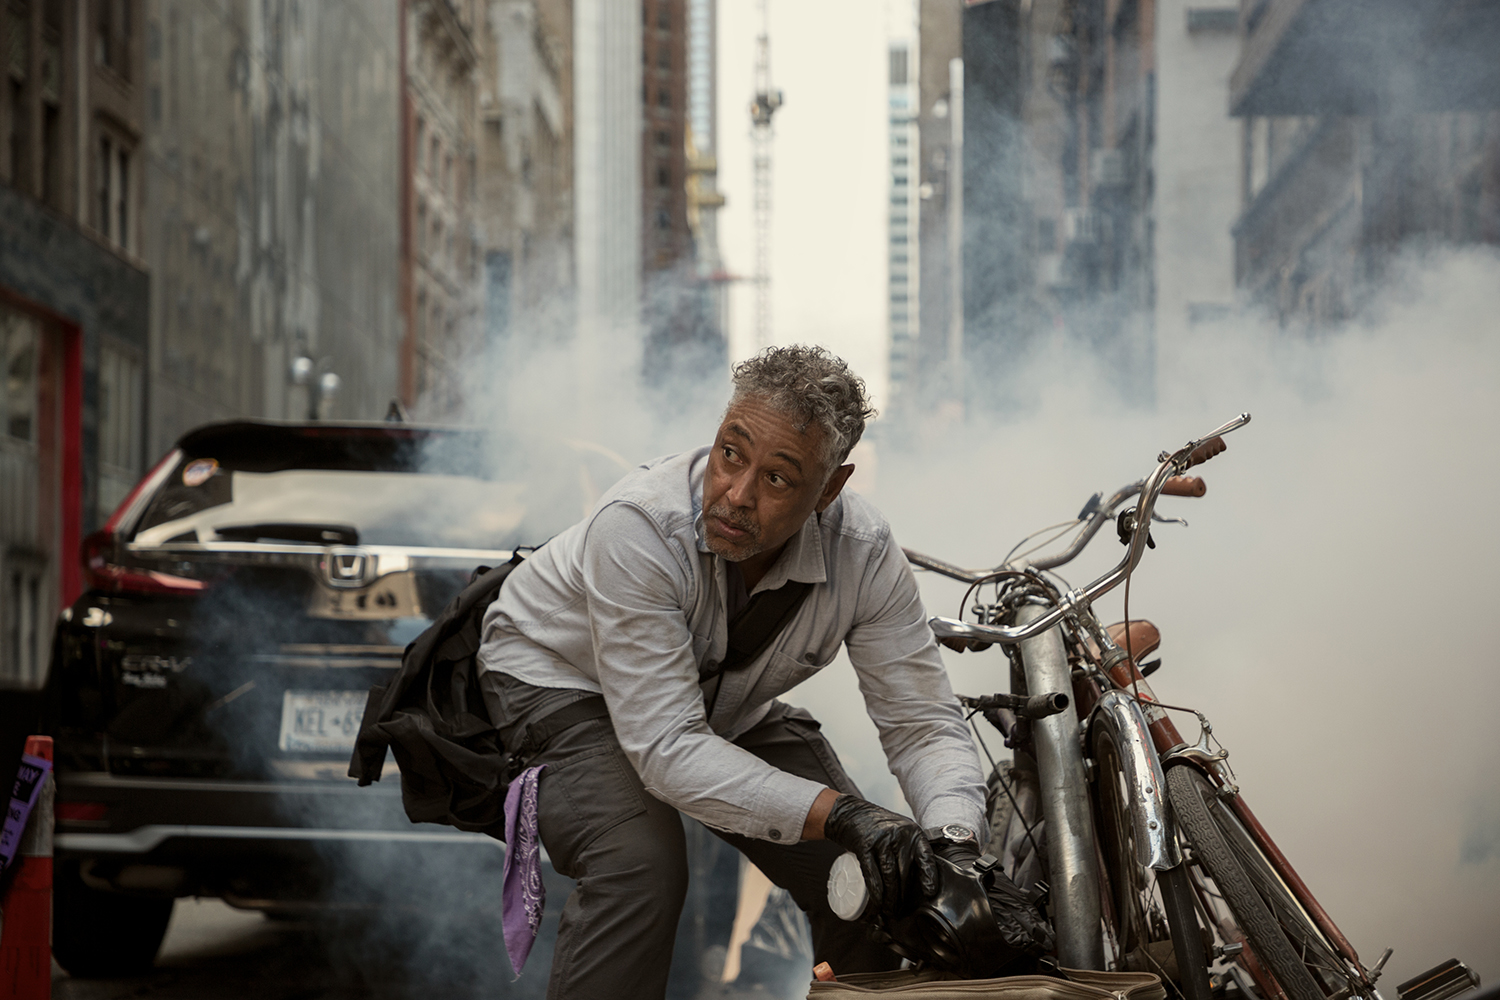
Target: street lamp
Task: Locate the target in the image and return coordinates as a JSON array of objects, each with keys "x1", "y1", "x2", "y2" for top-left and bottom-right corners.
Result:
[{"x1": 289, "y1": 354, "x2": 341, "y2": 420}]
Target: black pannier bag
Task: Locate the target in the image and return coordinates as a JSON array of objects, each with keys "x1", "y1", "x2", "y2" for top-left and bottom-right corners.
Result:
[{"x1": 349, "y1": 554, "x2": 535, "y2": 834}]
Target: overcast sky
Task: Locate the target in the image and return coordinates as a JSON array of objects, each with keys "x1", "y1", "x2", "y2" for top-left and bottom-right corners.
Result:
[{"x1": 716, "y1": 1, "x2": 914, "y2": 407}]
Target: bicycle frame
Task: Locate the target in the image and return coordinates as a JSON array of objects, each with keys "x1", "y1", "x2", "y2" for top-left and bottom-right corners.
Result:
[{"x1": 907, "y1": 413, "x2": 1376, "y2": 998}]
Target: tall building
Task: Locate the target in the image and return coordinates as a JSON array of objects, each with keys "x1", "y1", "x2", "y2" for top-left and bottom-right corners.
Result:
[
  {"x1": 685, "y1": 0, "x2": 725, "y2": 291},
  {"x1": 949, "y1": 0, "x2": 1244, "y2": 409},
  {"x1": 640, "y1": 0, "x2": 725, "y2": 396},
  {"x1": 886, "y1": 39, "x2": 919, "y2": 411},
  {"x1": 1, "y1": 0, "x2": 148, "y2": 686},
  {"x1": 1228, "y1": 0, "x2": 1500, "y2": 326},
  {"x1": 401, "y1": 0, "x2": 481, "y2": 416},
  {"x1": 475, "y1": 0, "x2": 574, "y2": 364},
  {"x1": 145, "y1": 0, "x2": 404, "y2": 442},
  {"x1": 912, "y1": 0, "x2": 962, "y2": 423}
]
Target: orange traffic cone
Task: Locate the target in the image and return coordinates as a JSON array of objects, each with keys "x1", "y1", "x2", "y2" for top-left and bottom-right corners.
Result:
[{"x1": 0, "y1": 735, "x2": 53, "y2": 1000}]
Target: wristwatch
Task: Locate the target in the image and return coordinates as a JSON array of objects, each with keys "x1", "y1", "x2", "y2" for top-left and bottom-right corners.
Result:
[{"x1": 926, "y1": 823, "x2": 978, "y2": 846}]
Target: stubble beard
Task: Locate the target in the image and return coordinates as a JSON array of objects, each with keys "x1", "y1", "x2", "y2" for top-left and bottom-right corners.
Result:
[{"x1": 704, "y1": 502, "x2": 764, "y2": 563}]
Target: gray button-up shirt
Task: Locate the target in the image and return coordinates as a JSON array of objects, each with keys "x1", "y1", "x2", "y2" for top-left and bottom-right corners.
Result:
[{"x1": 478, "y1": 447, "x2": 987, "y2": 843}]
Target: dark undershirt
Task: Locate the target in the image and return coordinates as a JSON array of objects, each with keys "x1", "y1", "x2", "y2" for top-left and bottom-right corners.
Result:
[{"x1": 724, "y1": 559, "x2": 750, "y2": 622}]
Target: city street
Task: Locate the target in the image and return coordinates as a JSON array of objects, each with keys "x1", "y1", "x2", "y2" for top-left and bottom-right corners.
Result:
[{"x1": 50, "y1": 898, "x2": 530, "y2": 1000}]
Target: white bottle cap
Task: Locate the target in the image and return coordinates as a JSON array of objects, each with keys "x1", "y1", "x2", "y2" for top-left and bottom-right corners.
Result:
[{"x1": 826, "y1": 851, "x2": 869, "y2": 921}]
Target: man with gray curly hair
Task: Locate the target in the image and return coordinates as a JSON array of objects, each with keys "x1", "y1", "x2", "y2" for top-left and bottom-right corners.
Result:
[{"x1": 478, "y1": 345, "x2": 988, "y2": 999}]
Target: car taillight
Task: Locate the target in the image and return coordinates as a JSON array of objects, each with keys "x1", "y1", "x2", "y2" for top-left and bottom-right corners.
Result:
[
  {"x1": 55, "y1": 801, "x2": 109, "y2": 821},
  {"x1": 82, "y1": 530, "x2": 209, "y2": 596}
]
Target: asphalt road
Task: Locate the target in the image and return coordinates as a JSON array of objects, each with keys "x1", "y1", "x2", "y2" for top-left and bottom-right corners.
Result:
[
  {"x1": 49, "y1": 897, "x2": 805, "y2": 1000},
  {"x1": 50, "y1": 897, "x2": 545, "y2": 1000}
]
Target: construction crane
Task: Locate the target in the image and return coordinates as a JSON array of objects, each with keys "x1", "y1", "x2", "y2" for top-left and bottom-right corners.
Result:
[{"x1": 750, "y1": 0, "x2": 782, "y2": 350}]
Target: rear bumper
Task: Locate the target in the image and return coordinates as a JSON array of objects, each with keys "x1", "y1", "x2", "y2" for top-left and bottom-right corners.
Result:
[
  {"x1": 54, "y1": 769, "x2": 504, "y2": 903},
  {"x1": 55, "y1": 822, "x2": 502, "y2": 856}
]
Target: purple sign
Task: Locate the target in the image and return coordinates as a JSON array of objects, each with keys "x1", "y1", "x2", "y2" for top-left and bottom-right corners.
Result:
[{"x1": 0, "y1": 753, "x2": 52, "y2": 873}]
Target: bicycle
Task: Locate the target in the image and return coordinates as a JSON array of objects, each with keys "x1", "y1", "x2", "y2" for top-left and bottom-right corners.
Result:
[{"x1": 901, "y1": 414, "x2": 1391, "y2": 1000}]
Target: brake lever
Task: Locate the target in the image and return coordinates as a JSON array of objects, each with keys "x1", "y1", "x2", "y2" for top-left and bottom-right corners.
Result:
[
  {"x1": 1117, "y1": 507, "x2": 1155, "y2": 550},
  {"x1": 1151, "y1": 513, "x2": 1188, "y2": 527}
]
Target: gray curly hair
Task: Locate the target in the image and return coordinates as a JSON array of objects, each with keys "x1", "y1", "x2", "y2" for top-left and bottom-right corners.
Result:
[{"x1": 728, "y1": 345, "x2": 877, "y2": 476}]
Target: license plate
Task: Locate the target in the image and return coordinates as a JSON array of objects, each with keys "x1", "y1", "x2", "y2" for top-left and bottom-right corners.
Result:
[{"x1": 278, "y1": 690, "x2": 368, "y2": 753}]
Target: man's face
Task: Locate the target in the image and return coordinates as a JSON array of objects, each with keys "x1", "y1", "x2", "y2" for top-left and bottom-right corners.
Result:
[{"x1": 702, "y1": 396, "x2": 853, "y2": 569}]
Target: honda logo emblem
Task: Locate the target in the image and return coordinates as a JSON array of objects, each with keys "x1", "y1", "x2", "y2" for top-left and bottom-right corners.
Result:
[{"x1": 323, "y1": 548, "x2": 372, "y2": 588}]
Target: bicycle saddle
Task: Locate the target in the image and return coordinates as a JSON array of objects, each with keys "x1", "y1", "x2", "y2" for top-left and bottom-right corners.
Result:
[{"x1": 1105, "y1": 619, "x2": 1161, "y2": 660}]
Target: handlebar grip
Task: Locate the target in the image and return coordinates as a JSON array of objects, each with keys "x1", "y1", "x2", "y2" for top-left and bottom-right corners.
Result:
[
  {"x1": 1162, "y1": 476, "x2": 1206, "y2": 497},
  {"x1": 1184, "y1": 436, "x2": 1226, "y2": 469}
]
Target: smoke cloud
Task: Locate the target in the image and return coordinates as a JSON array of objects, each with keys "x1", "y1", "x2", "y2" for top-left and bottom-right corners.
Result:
[{"x1": 791, "y1": 246, "x2": 1500, "y2": 988}]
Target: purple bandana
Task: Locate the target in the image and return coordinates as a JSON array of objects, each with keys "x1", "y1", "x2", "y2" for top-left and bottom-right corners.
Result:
[{"x1": 502, "y1": 764, "x2": 548, "y2": 976}]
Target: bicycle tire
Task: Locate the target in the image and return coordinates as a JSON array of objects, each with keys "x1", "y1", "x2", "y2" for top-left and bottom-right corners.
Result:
[{"x1": 1166, "y1": 765, "x2": 1327, "y2": 1000}]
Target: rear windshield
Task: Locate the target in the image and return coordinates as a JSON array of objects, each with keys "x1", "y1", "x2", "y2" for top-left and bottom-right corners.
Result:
[{"x1": 131, "y1": 461, "x2": 532, "y2": 549}]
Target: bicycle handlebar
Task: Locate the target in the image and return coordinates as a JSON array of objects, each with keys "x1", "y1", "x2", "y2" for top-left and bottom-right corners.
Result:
[
  {"x1": 918, "y1": 414, "x2": 1250, "y2": 645},
  {"x1": 1162, "y1": 476, "x2": 1206, "y2": 497}
]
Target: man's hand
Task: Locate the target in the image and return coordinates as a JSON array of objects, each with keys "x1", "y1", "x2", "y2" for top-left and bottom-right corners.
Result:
[
  {"x1": 822, "y1": 795, "x2": 939, "y2": 923},
  {"x1": 929, "y1": 836, "x2": 981, "y2": 871}
]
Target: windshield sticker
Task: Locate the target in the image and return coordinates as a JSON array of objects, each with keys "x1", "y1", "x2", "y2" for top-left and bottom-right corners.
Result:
[{"x1": 183, "y1": 458, "x2": 219, "y2": 487}]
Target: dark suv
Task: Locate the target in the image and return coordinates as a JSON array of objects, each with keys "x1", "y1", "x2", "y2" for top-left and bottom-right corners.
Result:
[{"x1": 43, "y1": 420, "x2": 583, "y2": 976}]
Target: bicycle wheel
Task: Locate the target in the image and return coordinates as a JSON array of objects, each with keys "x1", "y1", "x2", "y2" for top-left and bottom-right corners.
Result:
[
  {"x1": 1090, "y1": 716, "x2": 1210, "y2": 1000},
  {"x1": 1166, "y1": 765, "x2": 1348, "y2": 1000}
]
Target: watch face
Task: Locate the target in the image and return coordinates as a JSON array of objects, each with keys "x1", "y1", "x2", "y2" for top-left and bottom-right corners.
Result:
[{"x1": 942, "y1": 824, "x2": 976, "y2": 843}]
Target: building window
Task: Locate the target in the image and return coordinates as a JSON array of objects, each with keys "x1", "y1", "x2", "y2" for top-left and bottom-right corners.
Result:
[
  {"x1": 1, "y1": 310, "x2": 38, "y2": 442},
  {"x1": 4, "y1": 553, "x2": 46, "y2": 686},
  {"x1": 6, "y1": 80, "x2": 23, "y2": 183},
  {"x1": 96, "y1": 0, "x2": 134, "y2": 80},
  {"x1": 889, "y1": 47, "x2": 908, "y2": 86},
  {"x1": 95, "y1": 133, "x2": 133, "y2": 250},
  {"x1": 97, "y1": 137, "x2": 112, "y2": 235},
  {"x1": 655, "y1": 130, "x2": 671, "y2": 148},
  {"x1": 657, "y1": 164, "x2": 671, "y2": 188},
  {"x1": 657, "y1": 89, "x2": 671, "y2": 109},
  {"x1": 116, "y1": 146, "x2": 130, "y2": 246},
  {"x1": 39, "y1": 101, "x2": 62, "y2": 208}
]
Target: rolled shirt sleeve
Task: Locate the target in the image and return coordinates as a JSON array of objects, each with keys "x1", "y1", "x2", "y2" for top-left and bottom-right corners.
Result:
[
  {"x1": 581, "y1": 502, "x2": 827, "y2": 843},
  {"x1": 845, "y1": 535, "x2": 989, "y2": 835}
]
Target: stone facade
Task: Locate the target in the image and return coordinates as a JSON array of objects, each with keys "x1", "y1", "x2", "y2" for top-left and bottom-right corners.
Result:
[
  {"x1": 1, "y1": 0, "x2": 149, "y2": 686},
  {"x1": 144, "y1": 0, "x2": 404, "y2": 447}
]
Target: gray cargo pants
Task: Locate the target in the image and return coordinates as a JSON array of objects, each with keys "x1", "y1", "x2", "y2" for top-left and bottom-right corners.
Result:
[{"x1": 481, "y1": 671, "x2": 901, "y2": 1000}]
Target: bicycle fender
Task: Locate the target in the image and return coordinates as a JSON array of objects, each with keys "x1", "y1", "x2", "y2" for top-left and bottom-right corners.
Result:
[{"x1": 1091, "y1": 691, "x2": 1182, "y2": 871}]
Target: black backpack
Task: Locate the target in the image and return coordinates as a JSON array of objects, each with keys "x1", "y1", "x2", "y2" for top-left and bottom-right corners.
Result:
[
  {"x1": 349, "y1": 550, "x2": 813, "y2": 837},
  {"x1": 348, "y1": 554, "x2": 527, "y2": 834}
]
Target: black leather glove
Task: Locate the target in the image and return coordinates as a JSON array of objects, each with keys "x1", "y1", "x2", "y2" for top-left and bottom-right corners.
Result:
[
  {"x1": 823, "y1": 795, "x2": 939, "y2": 923},
  {"x1": 930, "y1": 834, "x2": 1054, "y2": 958},
  {"x1": 929, "y1": 836, "x2": 982, "y2": 871}
]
